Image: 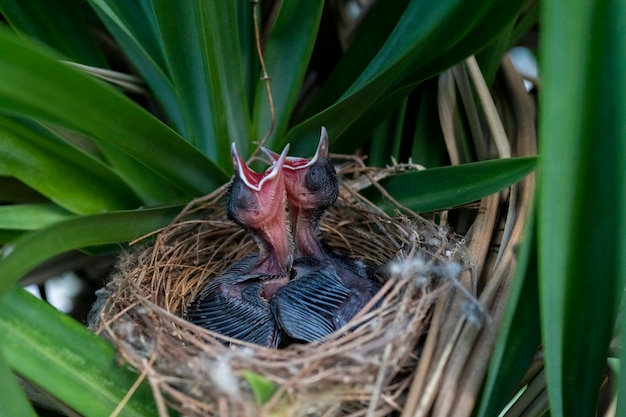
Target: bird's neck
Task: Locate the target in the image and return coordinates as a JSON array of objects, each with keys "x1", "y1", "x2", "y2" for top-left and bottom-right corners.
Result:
[
  {"x1": 293, "y1": 208, "x2": 326, "y2": 259},
  {"x1": 254, "y1": 213, "x2": 293, "y2": 276}
]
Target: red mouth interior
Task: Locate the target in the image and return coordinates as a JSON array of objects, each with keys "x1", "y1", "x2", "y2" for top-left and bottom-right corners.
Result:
[
  {"x1": 241, "y1": 168, "x2": 265, "y2": 188},
  {"x1": 285, "y1": 157, "x2": 310, "y2": 169}
]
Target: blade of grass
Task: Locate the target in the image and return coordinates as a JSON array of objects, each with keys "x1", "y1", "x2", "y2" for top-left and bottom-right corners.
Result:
[
  {"x1": 0, "y1": 285, "x2": 157, "y2": 417},
  {"x1": 0, "y1": 29, "x2": 228, "y2": 201},
  {"x1": 362, "y1": 156, "x2": 536, "y2": 214},
  {"x1": 539, "y1": 0, "x2": 626, "y2": 415},
  {"x1": 0, "y1": 206, "x2": 181, "y2": 294}
]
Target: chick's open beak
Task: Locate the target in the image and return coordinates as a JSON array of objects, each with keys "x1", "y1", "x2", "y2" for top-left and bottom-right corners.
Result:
[
  {"x1": 261, "y1": 126, "x2": 329, "y2": 170},
  {"x1": 231, "y1": 142, "x2": 290, "y2": 191}
]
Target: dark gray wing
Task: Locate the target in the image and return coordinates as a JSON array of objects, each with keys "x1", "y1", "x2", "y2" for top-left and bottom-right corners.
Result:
[
  {"x1": 185, "y1": 273, "x2": 280, "y2": 347},
  {"x1": 272, "y1": 262, "x2": 349, "y2": 343}
]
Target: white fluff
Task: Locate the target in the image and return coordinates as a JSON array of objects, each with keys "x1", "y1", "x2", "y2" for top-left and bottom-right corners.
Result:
[{"x1": 211, "y1": 358, "x2": 240, "y2": 397}]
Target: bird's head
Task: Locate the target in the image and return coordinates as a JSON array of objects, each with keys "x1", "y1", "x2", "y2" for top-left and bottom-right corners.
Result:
[
  {"x1": 227, "y1": 143, "x2": 290, "y2": 230},
  {"x1": 262, "y1": 127, "x2": 338, "y2": 213}
]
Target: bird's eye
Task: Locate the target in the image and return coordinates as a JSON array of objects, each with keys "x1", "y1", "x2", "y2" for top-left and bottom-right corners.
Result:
[
  {"x1": 305, "y1": 165, "x2": 326, "y2": 192},
  {"x1": 228, "y1": 181, "x2": 257, "y2": 212}
]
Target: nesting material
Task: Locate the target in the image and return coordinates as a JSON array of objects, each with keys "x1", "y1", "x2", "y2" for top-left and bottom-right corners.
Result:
[{"x1": 92, "y1": 163, "x2": 471, "y2": 417}]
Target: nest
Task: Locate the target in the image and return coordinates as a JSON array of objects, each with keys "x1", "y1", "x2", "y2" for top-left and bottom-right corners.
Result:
[{"x1": 92, "y1": 163, "x2": 473, "y2": 417}]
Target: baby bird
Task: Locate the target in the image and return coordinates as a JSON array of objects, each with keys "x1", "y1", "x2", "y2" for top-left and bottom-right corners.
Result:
[
  {"x1": 266, "y1": 127, "x2": 381, "y2": 334},
  {"x1": 184, "y1": 144, "x2": 292, "y2": 347}
]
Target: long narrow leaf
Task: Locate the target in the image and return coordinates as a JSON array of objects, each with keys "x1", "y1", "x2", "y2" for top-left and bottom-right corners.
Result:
[
  {"x1": 368, "y1": 99, "x2": 407, "y2": 167},
  {"x1": 0, "y1": 116, "x2": 141, "y2": 214},
  {"x1": 362, "y1": 157, "x2": 536, "y2": 213},
  {"x1": 284, "y1": 0, "x2": 524, "y2": 156},
  {"x1": 0, "y1": 204, "x2": 72, "y2": 230},
  {"x1": 197, "y1": 1, "x2": 252, "y2": 162},
  {"x1": 153, "y1": 1, "x2": 250, "y2": 165},
  {"x1": 301, "y1": 0, "x2": 411, "y2": 118},
  {"x1": 90, "y1": 0, "x2": 167, "y2": 70},
  {"x1": 88, "y1": 0, "x2": 186, "y2": 134},
  {"x1": 0, "y1": 206, "x2": 181, "y2": 295},
  {"x1": 0, "y1": 0, "x2": 107, "y2": 67},
  {"x1": 251, "y1": 0, "x2": 324, "y2": 148},
  {"x1": 397, "y1": 0, "x2": 526, "y2": 90},
  {"x1": 539, "y1": 0, "x2": 626, "y2": 415},
  {"x1": 0, "y1": 29, "x2": 228, "y2": 202},
  {"x1": 409, "y1": 80, "x2": 450, "y2": 168},
  {"x1": 0, "y1": 348, "x2": 37, "y2": 417},
  {"x1": 0, "y1": 285, "x2": 157, "y2": 417},
  {"x1": 343, "y1": 0, "x2": 487, "y2": 99},
  {"x1": 234, "y1": 1, "x2": 255, "y2": 106}
]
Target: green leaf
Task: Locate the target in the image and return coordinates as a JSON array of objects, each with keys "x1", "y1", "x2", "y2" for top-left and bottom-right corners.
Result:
[
  {"x1": 368, "y1": 98, "x2": 407, "y2": 167},
  {"x1": 409, "y1": 80, "x2": 450, "y2": 168},
  {"x1": 0, "y1": 29, "x2": 228, "y2": 202},
  {"x1": 152, "y1": 1, "x2": 251, "y2": 164},
  {"x1": 510, "y1": 2, "x2": 540, "y2": 47},
  {"x1": 342, "y1": 0, "x2": 480, "y2": 99},
  {"x1": 539, "y1": 0, "x2": 626, "y2": 415},
  {"x1": 476, "y1": 210, "x2": 541, "y2": 417},
  {"x1": 242, "y1": 370, "x2": 278, "y2": 405},
  {"x1": 0, "y1": 204, "x2": 72, "y2": 230},
  {"x1": 88, "y1": 0, "x2": 186, "y2": 133},
  {"x1": 0, "y1": 231, "x2": 23, "y2": 244},
  {"x1": 89, "y1": 0, "x2": 167, "y2": 70},
  {"x1": 234, "y1": 1, "x2": 255, "y2": 106},
  {"x1": 363, "y1": 157, "x2": 537, "y2": 213},
  {"x1": 285, "y1": 0, "x2": 525, "y2": 157},
  {"x1": 0, "y1": 116, "x2": 141, "y2": 214},
  {"x1": 0, "y1": 347, "x2": 37, "y2": 417},
  {"x1": 0, "y1": 206, "x2": 181, "y2": 295},
  {"x1": 396, "y1": 0, "x2": 526, "y2": 90},
  {"x1": 301, "y1": 0, "x2": 411, "y2": 118},
  {"x1": 251, "y1": 0, "x2": 324, "y2": 148},
  {"x1": 0, "y1": 285, "x2": 157, "y2": 417},
  {"x1": 0, "y1": 0, "x2": 108, "y2": 67}
]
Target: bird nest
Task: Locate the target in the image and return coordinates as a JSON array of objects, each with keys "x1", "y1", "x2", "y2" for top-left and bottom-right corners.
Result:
[{"x1": 91, "y1": 163, "x2": 473, "y2": 417}]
